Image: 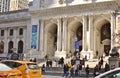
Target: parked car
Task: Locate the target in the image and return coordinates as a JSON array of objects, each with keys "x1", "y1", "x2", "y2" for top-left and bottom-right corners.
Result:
[
  {"x1": 1, "y1": 60, "x2": 42, "y2": 78},
  {"x1": 95, "y1": 68, "x2": 120, "y2": 78},
  {"x1": 0, "y1": 63, "x2": 22, "y2": 78}
]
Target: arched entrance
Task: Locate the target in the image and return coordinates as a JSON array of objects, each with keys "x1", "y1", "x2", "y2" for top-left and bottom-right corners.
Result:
[
  {"x1": 46, "y1": 23, "x2": 57, "y2": 57},
  {"x1": 8, "y1": 41, "x2": 13, "y2": 53},
  {"x1": 18, "y1": 40, "x2": 23, "y2": 53},
  {"x1": 101, "y1": 23, "x2": 111, "y2": 56},
  {"x1": 69, "y1": 22, "x2": 83, "y2": 53},
  {"x1": 0, "y1": 41, "x2": 4, "y2": 53}
]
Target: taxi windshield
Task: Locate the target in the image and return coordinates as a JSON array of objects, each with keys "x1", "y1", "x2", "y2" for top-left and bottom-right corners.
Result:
[{"x1": 0, "y1": 63, "x2": 12, "y2": 70}]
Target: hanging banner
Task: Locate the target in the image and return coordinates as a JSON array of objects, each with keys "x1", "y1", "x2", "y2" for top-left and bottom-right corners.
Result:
[
  {"x1": 74, "y1": 36, "x2": 80, "y2": 51},
  {"x1": 31, "y1": 25, "x2": 38, "y2": 49}
]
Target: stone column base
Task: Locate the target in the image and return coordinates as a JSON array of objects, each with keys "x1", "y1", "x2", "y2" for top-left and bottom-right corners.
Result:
[
  {"x1": 108, "y1": 57, "x2": 120, "y2": 69},
  {"x1": 55, "y1": 50, "x2": 66, "y2": 58},
  {"x1": 81, "y1": 50, "x2": 93, "y2": 60}
]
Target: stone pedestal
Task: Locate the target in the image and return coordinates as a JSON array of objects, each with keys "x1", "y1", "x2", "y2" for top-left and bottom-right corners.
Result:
[
  {"x1": 55, "y1": 51, "x2": 66, "y2": 58},
  {"x1": 108, "y1": 57, "x2": 120, "y2": 69},
  {"x1": 81, "y1": 50, "x2": 93, "y2": 60}
]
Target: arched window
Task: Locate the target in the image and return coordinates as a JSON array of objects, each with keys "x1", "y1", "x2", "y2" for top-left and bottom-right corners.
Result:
[
  {"x1": 101, "y1": 23, "x2": 111, "y2": 43},
  {"x1": 8, "y1": 41, "x2": 13, "y2": 53},
  {"x1": 18, "y1": 40, "x2": 23, "y2": 53},
  {"x1": 0, "y1": 41, "x2": 4, "y2": 53}
]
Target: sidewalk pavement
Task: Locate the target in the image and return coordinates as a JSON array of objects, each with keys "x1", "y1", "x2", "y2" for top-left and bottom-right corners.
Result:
[{"x1": 42, "y1": 75, "x2": 94, "y2": 78}]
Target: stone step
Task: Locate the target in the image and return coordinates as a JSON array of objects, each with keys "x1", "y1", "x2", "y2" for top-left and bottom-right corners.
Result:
[
  {"x1": 42, "y1": 67, "x2": 104, "y2": 72},
  {"x1": 45, "y1": 67, "x2": 63, "y2": 71},
  {"x1": 42, "y1": 70, "x2": 94, "y2": 77}
]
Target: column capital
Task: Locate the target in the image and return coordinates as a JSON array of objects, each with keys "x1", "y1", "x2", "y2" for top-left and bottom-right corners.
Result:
[{"x1": 110, "y1": 12, "x2": 116, "y2": 17}]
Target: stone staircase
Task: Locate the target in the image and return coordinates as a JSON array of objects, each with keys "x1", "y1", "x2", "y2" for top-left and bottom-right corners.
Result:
[
  {"x1": 41, "y1": 67, "x2": 99, "y2": 77},
  {"x1": 38, "y1": 58, "x2": 106, "y2": 77}
]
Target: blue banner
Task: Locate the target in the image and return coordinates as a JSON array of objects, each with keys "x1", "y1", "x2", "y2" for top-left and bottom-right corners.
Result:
[
  {"x1": 31, "y1": 25, "x2": 37, "y2": 49},
  {"x1": 74, "y1": 41, "x2": 80, "y2": 49}
]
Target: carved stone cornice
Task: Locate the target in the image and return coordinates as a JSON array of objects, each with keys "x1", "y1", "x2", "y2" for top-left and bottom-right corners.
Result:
[
  {"x1": 29, "y1": 1, "x2": 120, "y2": 19},
  {"x1": 0, "y1": 10, "x2": 31, "y2": 23},
  {"x1": 0, "y1": 21, "x2": 28, "y2": 28}
]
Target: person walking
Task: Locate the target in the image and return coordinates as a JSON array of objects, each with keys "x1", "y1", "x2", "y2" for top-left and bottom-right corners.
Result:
[
  {"x1": 68, "y1": 66, "x2": 75, "y2": 78},
  {"x1": 85, "y1": 65, "x2": 90, "y2": 78},
  {"x1": 62, "y1": 63, "x2": 69, "y2": 78},
  {"x1": 41, "y1": 64, "x2": 46, "y2": 73},
  {"x1": 77, "y1": 64, "x2": 82, "y2": 77},
  {"x1": 93, "y1": 64, "x2": 100, "y2": 77},
  {"x1": 104, "y1": 63, "x2": 110, "y2": 72},
  {"x1": 60, "y1": 57, "x2": 64, "y2": 67}
]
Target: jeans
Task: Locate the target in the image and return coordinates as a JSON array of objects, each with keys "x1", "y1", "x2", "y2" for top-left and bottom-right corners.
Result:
[{"x1": 86, "y1": 72, "x2": 89, "y2": 78}]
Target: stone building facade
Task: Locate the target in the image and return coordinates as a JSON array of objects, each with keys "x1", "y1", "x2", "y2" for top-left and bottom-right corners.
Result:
[
  {"x1": 0, "y1": 0, "x2": 28, "y2": 12},
  {"x1": 0, "y1": 0, "x2": 120, "y2": 59}
]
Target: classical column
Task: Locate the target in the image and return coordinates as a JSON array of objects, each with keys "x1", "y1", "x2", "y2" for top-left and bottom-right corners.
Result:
[
  {"x1": 61, "y1": 18, "x2": 68, "y2": 58},
  {"x1": 62, "y1": 18, "x2": 67, "y2": 51},
  {"x1": 55, "y1": 18, "x2": 62, "y2": 58},
  {"x1": 81, "y1": 16, "x2": 87, "y2": 57},
  {"x1": 23, "y1": 27, "x2": 26, "y2": 53},
  {"x1": 13, "y1": 27, "x2": 17, "y2": 51},
  {"x1": 67, "y1": 28, "x2": 71, "y2": 53},
  {"x1": 82, "y1": 16, "x2": 87, "y2": 51},
  {"x1": 4, "y1": 28, "x2": 8, "y2": 54},
  {"x1": 44, "y1": 27, "x2": 47, "y2": 56},
  {"x1": 111, "y1": 13, "x2": 116, "y2": 48},
  {"x1": 40, "y1": 20, "x2": 44, "y2": 57},
  {"x1": 57, "y1": 18, "x2": 62, "y2": 51},
  {"x1": 88, "y1": 15, "x2": 94, "y2": 59},
  {"x1": 93, "y1": 27, "x2": 97, "y2": 58}
]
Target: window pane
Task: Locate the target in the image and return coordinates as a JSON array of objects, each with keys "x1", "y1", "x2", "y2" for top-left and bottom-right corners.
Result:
[
  {"x1": 10, "y1": 29, "x2": 13, "y2": 36},
  {"x1": 1, "y1": 30, "x2": 4, "y2": 36},
  {"x1": 19, "y1": 28, "x2": 23, "y2": 35}
]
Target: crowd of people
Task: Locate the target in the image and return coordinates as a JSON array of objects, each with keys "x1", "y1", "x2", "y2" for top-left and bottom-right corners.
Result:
[
  {"x1": 41, "y1": 52, "x2": 118, "y2": 78},
  {"x1": 61, "y1": 51, "x2": 89, "y2": 78},
  {"x1": 93, "y1": 56, "x2": 117, "y2": 77}
]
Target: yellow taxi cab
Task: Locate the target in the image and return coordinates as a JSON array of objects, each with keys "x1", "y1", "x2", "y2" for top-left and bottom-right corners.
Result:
[
  {"x1": 0, "y1": 63, "x2": 22, "y2": 78},
  {"x1": 1, "y1": 60, "x2": 42, "y2": 78}
]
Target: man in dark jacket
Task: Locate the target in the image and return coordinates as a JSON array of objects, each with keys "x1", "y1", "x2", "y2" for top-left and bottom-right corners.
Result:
[{"x1": 85, "y1": 65, "x2": 90, "y2": 78}]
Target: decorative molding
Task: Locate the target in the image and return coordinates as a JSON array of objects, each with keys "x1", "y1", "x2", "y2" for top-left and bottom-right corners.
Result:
[
  {"x1": 0, "y1": 21, "x2": 28, "y2": 28},
  {"x1": 0, "y1": 11, "x2": 30, "y2": 23},
  {"x1": 30, "y1": 1, "x2": 119, "y2": 19},
  {"x1": 44, "y1": 18, "x2": 57, "y2": 25},
  {"x1": 58, "y1": 0, "x2": 74, "y2": 4}
]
